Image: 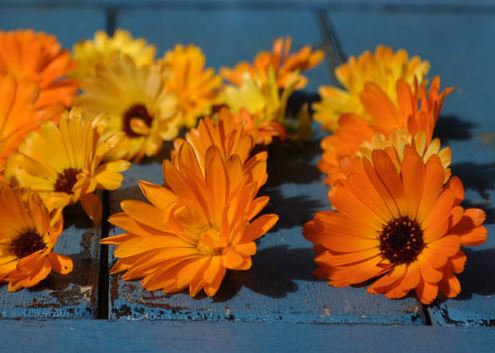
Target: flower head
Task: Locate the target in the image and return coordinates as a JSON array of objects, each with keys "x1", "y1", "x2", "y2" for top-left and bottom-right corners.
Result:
[
  {"x1": 76, "y1": 55, "x2": 178, "y2": 161},
  {"x1": 0, "y1": 29, "x2": 77, "y2": 113},
  {"x1": 0, "y1": 186, "x2": 73, "y2": 291},
  {"x1": 314, "y1": 45, "x2": 430, "y2": 131},
  {"x1": 160, "y1": 44, "x2": 222, "y2": 128},
  {"x1": 102, "y1": 141, "x2": 278, "y2": 297},
  {"x1": 304, "y1": 146, "x2": 487, "y2": 304},
  {"x1": 72, "y1": 29, "x2": 156, "y2": 79},
  {"x1": 222, "y1": 36, "x2": 324, "y2": 90},
  {"x1": 318, "y1": 77, "x2": 452, "y2": 182},
  {"x1": 223, "y1": 67, "x2": 293, "y2": 144},
  {"x1": 173, "y1": 108, "x2": 255, "y2": 168},
  {"x1": 5, "y1": 108, "x2": 130, "y2": 224},
  {"x1": 0, "y1": 74, "x2": 59, "y2": 174}
]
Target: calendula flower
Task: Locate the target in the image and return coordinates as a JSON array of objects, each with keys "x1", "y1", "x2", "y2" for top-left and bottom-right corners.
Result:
[
  {"x1": 305, "y1": 146, "x2": 487, "y2": 304},
  {"x1": 160, "y1": 44, "x2": 222, "y2": 128},
  {"x1": 222, "y1": 36, "x2": 324, "y2": 89},
  {"x1": 77, "y1": 55, "x2": 178, "y2": 161},
  {"x1": 223, "y1": 67, "x2": 294, "y2": 144},
  {"x1": 0, "y1": 29, "x2": 77, "y2": 113},
  {"x1": 72, "y1": 29, "x2": 156, "y2": 79},
  {"x1": 102, "y1": 142, "x2": 278, "y2": 297},
  {"x1": 0, "y1": 186, "x2": 73, "y2": 291},
  {"x1": 0, "y1": 74, "x2": 57, "y2": 175},
  {"x1": 5, "y1": 108, "x2": 130, "y2": 224},
  {"x1": 318, "y1": 77, "x2": 452, "y2": 181},
  {"x1": 173, "y1": 108, "x2": 255, "y2": 168},
  {"x1": 314, "y1": 45, "x2": 430, "y2": 131}
]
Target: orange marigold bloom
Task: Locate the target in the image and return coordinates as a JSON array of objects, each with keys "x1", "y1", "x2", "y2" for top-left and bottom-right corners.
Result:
[
  {"x1": 0, "y1": 74, "x2": 55, "y2": 175},
  {"x1": 221, "y1": 36, "x2": 324, "y2": 89},
  {"x1": 174, "y1": 108, "x2": 284, "y2": 162},
  {"x1": 0, "y1": 186, "x2": 73, "y2": 291},
  {"x1": 314, "y1": 45, "x2": 430, "y2": 131},
  {"x1": 318, "y1": 77, "x2": 452, "y2": 182},
  {"x1": 161, "y1": 44, "x2": 222, "y2": 128},
  {"x1": 0, "y1": 30, "x2": 78, "y2": 113},
  {"x1": 102, "y1": 142, "x2": 278, "y2": 297},
  {"x1": 304, "y1": 147, "x2": 487, "y2": 304}
]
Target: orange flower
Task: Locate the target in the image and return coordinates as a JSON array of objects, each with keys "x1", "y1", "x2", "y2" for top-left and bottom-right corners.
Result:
[
  {"x1": 0, "y1": 185, "x2": 73, "y2": 291},
  {"x1": 314, "y1": 45, "x2": 430, "y2": 131},
  {"x1": 0, "y1": 30, "x2": 77, "y2": 114},
  {"x1": 318, "y1": 77, "x2": 452, "y2": 182},
  {"x1": 161, "y1": 44, "x2": 222, "y2": 128},
  {"x1": 174, "y1": 108, "x2": 284, "y2": 163},
  {"x1": 221, "y1": 36, "x2": 324, "y2": 89},
  {"x1": 173, "y1": 108, "x2": 254, "y2": 167},
  {"x1": 304, "y1": 146, "x2": 487, "y2": 304},
  {"x1": 0, "y1": 75, "x2": 43, "y2": 174},
  {"x1": 102, "y1": 142, "x2": 278, "y2": 297}
]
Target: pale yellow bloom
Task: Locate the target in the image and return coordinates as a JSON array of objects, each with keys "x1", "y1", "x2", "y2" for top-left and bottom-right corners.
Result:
[
  {"x1": 314, "y1": 45, "x2": 430, "y2": 131},
  {"x1": 72, "y1": 29, "x2": 156, "y2": 79}
]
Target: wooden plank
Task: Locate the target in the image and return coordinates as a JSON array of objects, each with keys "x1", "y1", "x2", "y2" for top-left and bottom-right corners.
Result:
[
  {"x1": 0, "y1": 9, "x2": 106, "y2": 319},
  {"x1": 105, "y1": 8, "x2": 427, "y2": 324},
  {"x1": 329, "y1": 9, "x2": 495, "y2": 326},
  {"x1": 0, "y1": 320, "x2": 495, "y2": 353}
]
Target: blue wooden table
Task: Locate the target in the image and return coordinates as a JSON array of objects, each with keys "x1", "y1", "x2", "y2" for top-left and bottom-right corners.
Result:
[{"x1": 1, "y1": 0, "x2": 494, "y2": 351}]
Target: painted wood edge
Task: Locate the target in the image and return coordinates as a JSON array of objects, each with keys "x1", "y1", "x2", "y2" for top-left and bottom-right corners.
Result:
[{"x1": 0, "y1": 320, "x2": 494, "y2": 353}]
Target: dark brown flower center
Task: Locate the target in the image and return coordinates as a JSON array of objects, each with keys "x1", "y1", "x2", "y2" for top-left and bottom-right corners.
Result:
[
  {"x1": 54, "y1": 168, "x2": 81, "y2": 194},
  {"x1": 379, "y1": 216, "x2": 424, "y2": 265},
  {"x1": 11, "y1": 230, "x2": 46, "y2": 258},
  {"x1": 122, "y1": 104, "x2": 153, "y2": 138}
]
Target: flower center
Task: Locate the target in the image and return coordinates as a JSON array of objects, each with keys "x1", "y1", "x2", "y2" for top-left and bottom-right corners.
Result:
[
  {"x1": 11, "y1": 230, "x2": 46, "y2": 258},
  {"x1": 54, "y1": 168, "x2": 81, "y2": 194},
  {"x1": 379, "y1": 216, "x2": 424, "y2": 265},
  {"x1": 196, "y1": 225, "x2": 221, "y2": 255},
  {"x1": 122, "y1": 104, "x2": 153, "y2": 138}
]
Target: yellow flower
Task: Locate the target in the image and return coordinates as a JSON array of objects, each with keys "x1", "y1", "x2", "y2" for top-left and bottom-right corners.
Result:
[
  {"x1": 314, "y1": 45, "x2": 430, "y2": 131},
  {"x1": 72, "y1": 29, "x2": 156, "y2": 79},
  {"x1": 0, "y1": 185, "x2": 73, "y2": 291},
  {"x1": 160, "y1": 44, "x2": 222, "y2": 128},
  {"x1": 223, "y1": 67, "x2": 298, "y2": 144},
  {"x1": 76, "y1": 55, "x2": 179, "y2": 161},
  {"x1": 5, "y1": 108, "x2": 130, "y2": 224}
]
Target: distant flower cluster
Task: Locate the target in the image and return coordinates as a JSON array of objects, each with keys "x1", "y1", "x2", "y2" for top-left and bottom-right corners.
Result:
[{"x1": 0, "y1": 29, "x2": 487, "y2": 305}]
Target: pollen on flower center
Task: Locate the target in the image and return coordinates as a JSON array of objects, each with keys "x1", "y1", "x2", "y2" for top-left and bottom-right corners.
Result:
[
  {"x1": 54, "y1": 167, "x2": 82, "y2": 194},
  {"x1": 11, "y1": 230, "x2": 46, "y2": 258},
  {"x1": 196, "y1": 225, "x2": 221, "y2": 255},
  {"x1": 122, "y1": 103, "x2": 153, "y2": 138},
  {"x1": 379, "y1": 216, "x2": 424, "y2": 265}
]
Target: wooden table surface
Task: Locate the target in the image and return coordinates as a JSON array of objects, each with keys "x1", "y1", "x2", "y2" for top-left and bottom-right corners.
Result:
[{"x1": 0, "y1": 0, "x2": 494, "y2": 351}]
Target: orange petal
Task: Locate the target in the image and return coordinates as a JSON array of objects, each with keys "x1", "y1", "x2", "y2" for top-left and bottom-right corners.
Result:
[{"x1": 47, "y1": 253, "x2": 73, "y2": 275}]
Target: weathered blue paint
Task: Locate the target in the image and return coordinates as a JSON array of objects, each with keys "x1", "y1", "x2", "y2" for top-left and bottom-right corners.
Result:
[
  {"x1": 330, "y1": 9, "x2": 495, "y2": 326},
  {"x1": 1, "y1": 320, "x2": 495, "y2": 353},
  {"x1": 0, "y1": 9, "x2": 106, "y2": 318}
]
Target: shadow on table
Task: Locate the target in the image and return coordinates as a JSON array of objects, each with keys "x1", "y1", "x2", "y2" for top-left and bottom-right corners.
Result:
[
  {"x1": 213, "y1": 245, "x2": 320, "y2": 301},
  {"x1": 453, "y1": 248, "x2": 495, "y2": 300},
  {"x1": 436, "y1": 115, "x2": 477, "y2": 144},
  {"x1": 451, "y1": 162, "x2": 495, "y2": 201}
]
